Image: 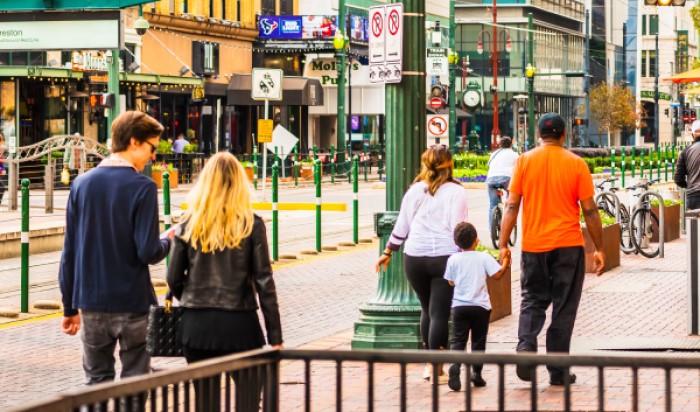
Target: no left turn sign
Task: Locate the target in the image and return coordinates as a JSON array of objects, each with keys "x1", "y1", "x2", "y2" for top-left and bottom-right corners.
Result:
[{"x1": 427, "y1": 115, "x2": 448, "y2": 137}]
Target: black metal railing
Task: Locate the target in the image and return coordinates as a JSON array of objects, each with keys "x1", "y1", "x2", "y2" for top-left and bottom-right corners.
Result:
[{"x1": 9, "y1": 348, "x2": 700, "y2": 412}]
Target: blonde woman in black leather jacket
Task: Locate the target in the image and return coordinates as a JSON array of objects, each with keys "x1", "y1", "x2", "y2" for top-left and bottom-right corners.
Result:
[{"x1": 167, "y1": 152, "x2": 282, "y2": 410}]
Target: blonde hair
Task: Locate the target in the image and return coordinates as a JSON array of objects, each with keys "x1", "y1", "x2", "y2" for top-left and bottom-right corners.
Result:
[
  {"x1": 181, "y1": 152, "x2": 254, "y2": 253},
  {"x1": 413, "y1": 145, "x2": 455, "y2": 195}
]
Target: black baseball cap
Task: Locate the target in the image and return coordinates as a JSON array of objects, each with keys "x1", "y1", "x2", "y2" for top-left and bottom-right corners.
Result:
[{"x1": 538, "y1": 113, "x2": 566, "y2": 138}]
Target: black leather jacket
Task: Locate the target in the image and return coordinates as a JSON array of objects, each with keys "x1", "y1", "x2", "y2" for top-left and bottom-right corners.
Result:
[
  {"x1": 675, "y1": 139, "x2": 700, "y2": 197},
  {"x1": 166, "y1": 215, "x2": 282, "y2": 345}
]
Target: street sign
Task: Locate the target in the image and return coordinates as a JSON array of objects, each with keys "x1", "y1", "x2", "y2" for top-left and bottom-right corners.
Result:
[
  {"x1": 258, "y1": 119, "x2": 273, "y2": 143},
  {"x1": 384, "y1": 3, "x2": 403, "y2": 83},
  {"x1": 251, "y1": 68, "x2": 283, "y2": 100},
  {"x1": 269, "y1": 125, "x2": 299, "y2": 158},
  {"x1": 429, "y1": 97, "x2": 443, "y2": 109},
  {"x1": 427, "y1": 47, "x2": 448, "y2": 76},
  {"x1": 368, "y1": 3, "x2": 402, "y2": 84},
  {"x1": 427, "y1": 115, "x2": 448, "y2": 138}
]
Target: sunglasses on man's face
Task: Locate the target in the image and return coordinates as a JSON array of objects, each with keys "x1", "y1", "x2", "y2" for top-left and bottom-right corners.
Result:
[{"x1": 144, "y1": 140, "x2": 157, "y2": 154}]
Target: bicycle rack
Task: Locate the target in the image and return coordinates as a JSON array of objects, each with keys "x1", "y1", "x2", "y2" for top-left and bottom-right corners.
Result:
[
  {"x1": 594, "y1": 191, "x2": 622, "y2": 223},
  {"x1": 636, "y1": 190, "x2": 665, "y2": 258}
]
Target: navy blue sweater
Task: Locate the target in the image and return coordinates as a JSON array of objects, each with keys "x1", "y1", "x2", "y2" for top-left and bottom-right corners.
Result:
[{"x1": 59, "y1": 166, "x2": 171, "y2": 317}]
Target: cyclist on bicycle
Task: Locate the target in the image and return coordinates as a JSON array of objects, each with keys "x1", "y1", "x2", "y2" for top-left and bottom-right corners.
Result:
[
  {"x1": 674, "y1": 120, "x2": 700, "y2": 210},
  {"x1": 486, "y1": 136, "x2": 519, "y2": 229}
]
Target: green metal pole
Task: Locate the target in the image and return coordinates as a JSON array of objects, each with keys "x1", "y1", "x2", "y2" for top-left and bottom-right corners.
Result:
[
  {"x1": 647, "y1": 147, "x2": 652, "y2": 178},
  {"x1": 313, "y1": 145, "x2": 317, "y2": 161},
  {"x1": 336, "y1": 7, "x2": 347, "y2": 178},
  {"x1": 314, "y1": 159, "x2": 322, "y2": 253},
  {"x1": 330, "y1": 145, "x2": 336, "y2": 184},
  {"x1": 672, "y1": 143, "x2": 677, "y2": 176},
  {"x1": 448, "y1": 0, "x2": 456, "y2": 149},
  {"x1": 378, "y1": 143, "x2": 384, "y2": 182},
  {"x1": 272, "y1": 161, "x2": 279, "y2": 262},
  {"x1": 621, "y1": 147, "x2": 626, "y2": 188},
  {"x1": 656, "y1": 146, "x2": 661, "y2": 180},
  {"x1": 353, "y1": 156, "x2": 359, "y2": 244},
  {"x1": 665, "y1": 145, "x2": 670, "y2": 182},
  {"x1": 352, "y1": 0, "x2": 423, "y2": 349},
  {"x1": 20, "y1": 179, "x2": 29, "y2": 313},
  {"x1": 106, "y1": 49, "x2": 121, "y2": 143},
  {"x1": 631, "y1": 146, "x2": 636, "y2": 178},
  {"x1": 293, "y1": 146, "x2": 298, "y2": 187},
  {"x1": 253, "y1": 147, "x2": 258, "y2": 190},
  {"x1": 162, "y1": 171, "x2": 171, "y2": 266},
  {"x1": 527, "y1": 13, "x2": 535, "y2": 149}
]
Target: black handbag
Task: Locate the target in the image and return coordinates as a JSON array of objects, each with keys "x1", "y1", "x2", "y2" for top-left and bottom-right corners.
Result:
[{"x1": 146, "y1": 290, "x2": 184, "y2": 357}]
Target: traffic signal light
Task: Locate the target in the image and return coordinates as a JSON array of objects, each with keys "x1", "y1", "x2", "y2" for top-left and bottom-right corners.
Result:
[
  {"x1": 672, "y1": 107, "x2": 679, "y2": 119},
  {"x1": 430, "y1": 84, "x2": 447, "y2": 107},
  {"x1": 89, "y1": 93, "x2": 100, "y2": 108},
  {"x1": 664, "y1": 108, "x2": 670, "y2": 117},
  {"x1": 683, "y1": 110, "x2": 690, "y2": 123},
  {"x1": 692, "y1": 109, "x2": 697, "y2": 121},
  {"x1": 573, "y1": 118, "x2": 588, "y2": 127}
]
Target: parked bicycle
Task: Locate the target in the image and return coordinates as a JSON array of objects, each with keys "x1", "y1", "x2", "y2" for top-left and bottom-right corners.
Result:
[
  {"x1": 627, "y1": 179, "x2": 662, "y2": 258},
  {"x1": 489, "y1": 184, "x2": 517, "y2": 249},
  {"x1": 594, "y1": 177, "x2": 634, "y2": 253}
]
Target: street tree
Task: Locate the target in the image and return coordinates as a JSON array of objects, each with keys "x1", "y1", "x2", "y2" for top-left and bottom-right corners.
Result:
[{"x1": 589, "y1": 82, "x2": 639, "y2": 147}]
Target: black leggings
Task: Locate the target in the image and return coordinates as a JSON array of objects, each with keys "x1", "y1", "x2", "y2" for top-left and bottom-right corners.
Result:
[
  {"x1": 450, "y1": 305, "x2": 491, "y2": 372},
  {"x1": 404, "y1": 254, "x2": 453, "y2": 350}
]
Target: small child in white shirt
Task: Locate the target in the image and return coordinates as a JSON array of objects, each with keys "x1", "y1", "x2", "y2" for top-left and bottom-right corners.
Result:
[{"x1": 444, "y1": 221, "x2": 510, "y2": 391}]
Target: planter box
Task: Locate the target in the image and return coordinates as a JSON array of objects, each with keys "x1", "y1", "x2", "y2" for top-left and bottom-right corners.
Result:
[
  {"x1": 244, "y1": 166, "x2": 255, "y2": 182},
  {"x1": 582, "y1": 223, "x2": 620, "y2": 274},
  {"x1": 651, "y1": 203, "x2": 681, "y2": 242},
  {"x1": 300, "y1": 165, "x2": 317, "y2": 180},
  {"x1": 486, "y1": 266, "x2": 511, "y2": 323},
  {"x1": 151, "y1": 169, "x2": 178, "y2": 189}
]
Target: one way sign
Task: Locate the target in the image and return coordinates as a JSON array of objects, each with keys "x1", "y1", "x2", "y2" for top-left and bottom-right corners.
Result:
[{"x1": 252, "y1": 68, "x2": 283, "y2": 101}]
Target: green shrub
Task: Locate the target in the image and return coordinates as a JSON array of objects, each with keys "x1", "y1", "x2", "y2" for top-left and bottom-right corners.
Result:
[
  {"x1": 152, "y1": 162, "x2": 175, "y2": 172},
  {"x1": 183, "y1": 143, "x2": 198, "y2": 153},
  {"x1": 650, "y1": 199, "x2": 681, "y2": 207},
  {"x1": 157, "y1": 140, "x2": 173, "y2": 154},
  {"x1": 475, "y1": 243, "x2": 500, "y2": 260},
  {"x1": 580, "y1": 209, "x2": 616, "y2": 226}
]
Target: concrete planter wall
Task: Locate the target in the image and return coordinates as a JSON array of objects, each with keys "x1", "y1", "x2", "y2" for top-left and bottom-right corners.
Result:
[
  {"x1": 651, "y1": 203, "x2": 681, "y2": 243},
  {"x1": 486, "y1": 266, "x2": 511, "y2": 323},
  {"x1": 582, "y1": 223, "x2": 620, "y2": 273}
]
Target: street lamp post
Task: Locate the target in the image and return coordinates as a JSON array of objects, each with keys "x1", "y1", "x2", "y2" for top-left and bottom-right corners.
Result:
[
  {"x1": 334, "y1": 27, "x2": 348, "y2": 176},
  {"x1": 525, "y1": 63, "x2": 536, "y2": 149},
  {"x1": 448, "y1": 50, "x2": 459, "y2": 151},
  {"x1": 525, "y1": 13, "x2": 535, "y2": 149}
]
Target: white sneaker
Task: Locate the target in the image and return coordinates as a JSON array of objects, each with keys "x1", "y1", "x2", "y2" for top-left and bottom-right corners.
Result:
[{"x1": 423, "y1": 365, "x2": 431, "y2": 380}]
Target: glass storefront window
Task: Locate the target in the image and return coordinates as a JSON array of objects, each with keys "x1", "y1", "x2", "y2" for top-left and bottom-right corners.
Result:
[{"x1": 0, "y1": 81, "x2": 16, "y2": 150}]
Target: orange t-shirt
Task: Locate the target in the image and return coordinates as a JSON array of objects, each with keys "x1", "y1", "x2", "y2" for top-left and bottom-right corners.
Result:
[{"x1": 509, "y1": 145, "x2": 595, "y2": 253}]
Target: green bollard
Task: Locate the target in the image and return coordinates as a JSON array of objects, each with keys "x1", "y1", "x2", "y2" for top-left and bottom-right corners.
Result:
[
  {"x1": 347, "y1": 149, "x2": 352, "y2": 184},
  {"x1": 639, "y1": 148, "x2": 645, "y2": 179},
  {"x1": 631, "y1": 147, "x2": 636, "y2": 179},
  {"x1": 293, "y1": 146, "x2": 298, "y2": 187},
  {"x1": 353, "y1": 156, "x2": 359, "y2": 244},
  {"x1": 648, "y1": 147, "x2": 652, "y2": 179},
  {"x1": 330, "y1": 145, "x2": 336, "y2": 184},
  {"x1": 656, "y1": 146, "x2": 661, "y2": 180},
  {"x1": 20, "y1": 179, "x2": 29, "y2": 313},
  {"x1": 621, "y1": 147, "x2": 626, "y2": 188},
  {"x1": 162, "y1": 172, "x2": 171, "y2": 266},
  {"x1": 272, "y1": 161, "x2": 279, "y2": 262},
  {"x1": 313, "y1": 145, "x2": 318, "y2": 161},
  {"x1": 665, "y1": 145, "x2": 670, "y2": 182},
  {"x1": 314, "y1": 159, "x2": 322, "y2": 253},
  {"x1": 253, "y1": 147, "x2": 258, "y2": 190}
]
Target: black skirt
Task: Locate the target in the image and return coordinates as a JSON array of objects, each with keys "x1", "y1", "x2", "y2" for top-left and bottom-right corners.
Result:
[{"x1": 178, "y1": 308, "x2": 266, "y2": 352}]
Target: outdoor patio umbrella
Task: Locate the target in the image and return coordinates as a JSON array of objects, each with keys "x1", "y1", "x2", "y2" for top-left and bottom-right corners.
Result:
[
  {"x1": 665, "y1": 67, "x2": 700, "y2": 83},
  {"x1": 683, "y1": 86, "x2": 700, "y2": 95}
]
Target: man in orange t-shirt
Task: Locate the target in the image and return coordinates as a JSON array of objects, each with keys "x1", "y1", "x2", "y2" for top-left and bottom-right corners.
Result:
[{"x1": 498, "y1": 112, "x2": 605, "y2": 386}]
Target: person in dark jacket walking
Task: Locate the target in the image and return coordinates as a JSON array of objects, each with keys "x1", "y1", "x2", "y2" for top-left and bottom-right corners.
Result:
[
  {"x1": 167, "y1": 152, "x2": 283, "y2": 411},
  {"x1": 674, "y1": 120, "x2": 700, "y2": 210},
  {"x1": 59, "y1": 111, "x2": 173, "y2": 384}
]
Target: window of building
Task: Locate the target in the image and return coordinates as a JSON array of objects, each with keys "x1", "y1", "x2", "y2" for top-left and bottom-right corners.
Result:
[
  {"x1": 280, "y1": 0, "x2": 293, "y2": 15},
  {"x1": 642, "y1": 15, "x2": 647, "y2": 36},
  {"x1": 641, "y1": 51, "x2": 647, "y2": 78},
  {"x1": 649, "y1": 50, "x2": 656, "y2": 78},
  {"x1": 649, "y1": 15, "x2": 658, "y2": 36},
  {"x1": 261, "y1": 0, "x2": 274, "y2": 15}
]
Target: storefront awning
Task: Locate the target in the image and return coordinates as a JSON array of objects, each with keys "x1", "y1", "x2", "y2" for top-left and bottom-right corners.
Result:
[
  {"x1": 227, "y1": 74, "x2": 324, "y2": 106},
  {"x1": 119, "y1": 72, "x2": 204, "y2": 86},
  {"x1": 425, "y1": 105, "x2": 472, "y2": 119}
]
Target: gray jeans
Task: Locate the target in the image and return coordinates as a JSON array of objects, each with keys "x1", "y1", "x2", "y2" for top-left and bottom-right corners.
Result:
[{"x1": 81, "y1": 311, "x2": 150, "y2": 385}]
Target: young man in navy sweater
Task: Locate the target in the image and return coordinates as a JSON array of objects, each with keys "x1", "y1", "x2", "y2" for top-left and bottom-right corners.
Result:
[{"x1": 59, "y1": 111, "x2": 174, "y2": 384}]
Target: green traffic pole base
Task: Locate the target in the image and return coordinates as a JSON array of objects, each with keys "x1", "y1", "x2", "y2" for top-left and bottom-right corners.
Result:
[{"x1": 351, "y1": 305, "x2": 422, "y2": 349}]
